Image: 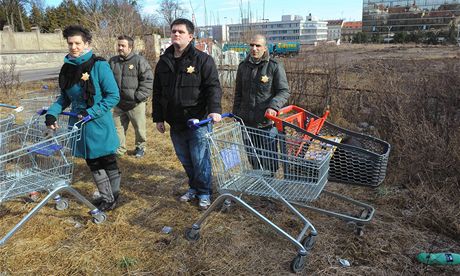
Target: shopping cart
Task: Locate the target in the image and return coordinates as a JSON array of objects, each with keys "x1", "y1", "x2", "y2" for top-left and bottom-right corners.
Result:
[
  {"x1": 267, "y1": 105, "x2": 390, "y2": 187},
  {"x1": 3, "y1": 91, "x2": 60, "y2": 201},
  {"x1": 0, "y1": 103, "x2": 24, "y2": 133},
  {"x1": 19, "y1": 93, "x2": 60, "y2": 123},
  {"x1": 0, "y1": 112, "x2": 107, "y2": 246},
  {"x1": 185, "y1": 114, "x2": 333, "y2": 273},
  {"x1": 266, "y1": 105, "x2": 390, "y2": 234}
]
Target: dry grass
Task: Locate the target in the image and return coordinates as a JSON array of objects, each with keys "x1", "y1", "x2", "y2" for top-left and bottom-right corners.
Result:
[{"x1": 0, "y1": 44, "x2": 459, "y2": 275}]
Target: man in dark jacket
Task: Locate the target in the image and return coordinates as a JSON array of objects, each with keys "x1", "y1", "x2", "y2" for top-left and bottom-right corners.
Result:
[
  {"x1": 152, "y1": 18, "x2": 222, "y2": 210},
  {"x1": 110, "y1": 35, "x2": 153, "y2": 158},
  {"x1": 233, "y1": 34, "x2": 290, "y2": 173}
]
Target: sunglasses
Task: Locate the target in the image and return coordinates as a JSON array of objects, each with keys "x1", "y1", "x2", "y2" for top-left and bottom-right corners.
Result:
[{"x1": 249, "y1": 43, "x2": 263, "y2": 48}]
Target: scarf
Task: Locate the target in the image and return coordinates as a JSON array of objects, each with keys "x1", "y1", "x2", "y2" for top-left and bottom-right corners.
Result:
[{"x1": 58, "y1": 54, "x2": 105, "y2": 107}]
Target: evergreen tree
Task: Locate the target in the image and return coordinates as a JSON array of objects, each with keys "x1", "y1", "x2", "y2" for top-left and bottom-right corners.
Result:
[
  {"x1": 29, "y1": 3, "x2": 45, "y2": 30},
  {"x1": 43, "y1": 7, "x2": 61, "y2": 32}
]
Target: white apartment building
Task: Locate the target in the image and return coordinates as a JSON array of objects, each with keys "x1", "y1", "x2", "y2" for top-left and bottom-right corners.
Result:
[
  {"x1": 327, "y1": 20, "x2": 344, "y2": 41},
  {"x1": 227, "y1": 14, "x2": 328, "y2": 45}
]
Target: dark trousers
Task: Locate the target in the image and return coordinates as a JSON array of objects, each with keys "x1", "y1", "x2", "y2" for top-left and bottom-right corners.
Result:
[{"x1": 243, "y1": 126, "x2": 279, "y2": 174}]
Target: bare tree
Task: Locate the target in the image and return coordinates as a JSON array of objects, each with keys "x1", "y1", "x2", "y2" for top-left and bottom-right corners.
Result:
[
  {"x1": 157, "y1": 0, "x2": 188, "y2": 26},
  {"x1": 0, "y1": 60, "x2": 20, "y2": 96},
  {"x1": 0, "y1": 0, "x2": 28, "y2": 31},
  {"x1": 79, "y1": 0, "x2": 145, "y2": 58}
]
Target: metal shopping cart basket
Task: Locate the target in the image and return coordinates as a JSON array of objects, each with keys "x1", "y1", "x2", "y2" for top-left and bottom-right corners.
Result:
[
  {"x1": 267, "y1": 105, "x2": 391, "y2": 187},
  {"x1": 0, "y1": 104, "x2": 24, "y2": 133},
  {"x1": 184, "y1": 114, "x2": 333, "y2": 273},
  {"x1": 266, "y1": 105, "x2": 390, "y2": 234},
  {"x1": 19, "y1": 93, "x2": 60, "y2": 123},
  {"x1": 0, "y1": 112, "x2": 106, "y2": 246}
]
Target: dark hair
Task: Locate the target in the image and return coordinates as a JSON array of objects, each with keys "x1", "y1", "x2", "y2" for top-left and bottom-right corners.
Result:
[
  {"x1": 63, "y1": 25, "x2": 92, "y2": 43},
  {"x1": 170, "y1": 18, "x2": 194, "y2": 34},
  {"x1": 117, "y1": 35, "x2": 134, "y2": 48}
]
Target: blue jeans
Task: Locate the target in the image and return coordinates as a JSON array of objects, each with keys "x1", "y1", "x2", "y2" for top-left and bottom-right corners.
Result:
[{"x1": 170, "y1": 125, "x2": 212, "y2": 196}]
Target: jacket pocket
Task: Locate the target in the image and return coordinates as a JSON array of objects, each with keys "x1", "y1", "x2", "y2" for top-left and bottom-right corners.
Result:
[{"x1": 179, "y1": 73, "x2": 202, "y2": 107}]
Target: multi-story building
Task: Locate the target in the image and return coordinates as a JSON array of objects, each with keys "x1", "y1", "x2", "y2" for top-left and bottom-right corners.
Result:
[
  {"x1": 196, "y1": 25, "x2": 229, "y2": 42},
  {"x1": 227, "y1": 14, "x2": 328, "y2": 45},
  {"x1": 363, "y1": 0, "x2": 460, "y2": 35},
  {"x1": 342, "y1": 21, "x2": 363, "y2": 42},
  {"x1": 327, "y1": 20, "x2": 344, "y2": 41}
]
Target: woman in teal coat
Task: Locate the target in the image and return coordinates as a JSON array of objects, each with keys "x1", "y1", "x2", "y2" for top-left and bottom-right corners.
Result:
[{"x1": 46, "y1": 25, "x2": 121, "y2": 212}]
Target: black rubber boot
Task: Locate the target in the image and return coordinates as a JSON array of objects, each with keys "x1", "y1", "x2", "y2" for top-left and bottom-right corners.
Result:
[
  {"x1": 106, "y1": 169, "x2": 121, "y2": 197},
  {"x1": 97, "y1": 200, "x2": 117, "y2": 211},
  {"x1": 91, "y1": 169, "x2": 114, "y2": 204}
]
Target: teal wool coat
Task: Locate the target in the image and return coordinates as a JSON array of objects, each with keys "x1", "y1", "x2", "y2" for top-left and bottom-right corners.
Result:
[{"x1": 47, "y1": 50, "x2": 120, "y2": 159}]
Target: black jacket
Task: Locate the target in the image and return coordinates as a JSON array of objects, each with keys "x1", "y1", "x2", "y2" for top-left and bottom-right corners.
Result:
[
  {"x1": 233, "y1": 53, "x2": 290, "y2": 128},
  {"x1": 152, "y1": 44, "x2": 222, "y2": 129},
  {"x1": 109, "y1": 52, "x2": 153, "y2": 111}
]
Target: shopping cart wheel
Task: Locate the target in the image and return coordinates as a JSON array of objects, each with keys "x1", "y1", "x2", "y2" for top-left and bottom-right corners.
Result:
[
  {"x1": 29, "y1": 191, "x2": 41, "y2": 202},
  {"x1": 221, "y1": 199, "x2": 232, "y2": 213},
  {"x1": 301, "y1": 234, "x2": 316, "y2": 252},
  {"x1": 92, "y1": 212, "x2": 107, "y2": 224},
  {"x1": 55, "y1": 198, "x2": 69, "y2": 211},
  {"x1": 356, "y1": 209, "x2": 369, "y2": 236},
  {"x1": 184, "y1": 228, "x2": 200, "y2": 241},
  {"x1": 290, "y1": 255, "x2": 306, "y2": 273}
]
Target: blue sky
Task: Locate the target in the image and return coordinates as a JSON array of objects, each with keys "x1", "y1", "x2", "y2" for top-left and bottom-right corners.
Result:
[{"x1": 45, "y1": 0, "x2": 363, "y2": 26}]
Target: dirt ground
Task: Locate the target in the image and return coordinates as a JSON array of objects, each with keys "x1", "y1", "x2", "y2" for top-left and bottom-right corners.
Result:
[{"x1": 0, "y1": 44, "x2": 459, "y2": 275}]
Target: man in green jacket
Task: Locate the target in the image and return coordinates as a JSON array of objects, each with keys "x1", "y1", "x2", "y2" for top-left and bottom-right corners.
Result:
[{"x1": 110, "y1": 35, "x2": 153, "y2": 158}]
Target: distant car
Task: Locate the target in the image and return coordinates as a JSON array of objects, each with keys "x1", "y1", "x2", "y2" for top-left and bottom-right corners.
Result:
[
  {"x1": 383, "y1": 37, "x2": 394, "y2": 43},
  {"x1": 437, "y1": 37, "x2": 446, "y2": 44}
]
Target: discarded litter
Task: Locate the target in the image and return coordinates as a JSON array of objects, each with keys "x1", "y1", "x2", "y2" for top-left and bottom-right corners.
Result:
[
  {"x1": 161, "y1": 226, "x2": 173, "y2": 234},
  {"x1": 417, "y1": 252, "x2": 460, "y2": 265},
  {"x1": 339, "y1": 258, "x2": 350, "y2": 267},
  {"x1": 92, "y1": 190, "x2": 101, "y2": 200}
]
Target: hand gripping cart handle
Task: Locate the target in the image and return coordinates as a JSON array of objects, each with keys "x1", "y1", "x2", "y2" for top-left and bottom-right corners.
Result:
[
  {"x1": 187, "y1": 113, "x2": 235, "y2": 129},
  {"x1": 0, "y1": 111, "x2": 106, "y2": 246},
  {"x1": 265, "y1": 105, "x2": 330, "y2": 135}
]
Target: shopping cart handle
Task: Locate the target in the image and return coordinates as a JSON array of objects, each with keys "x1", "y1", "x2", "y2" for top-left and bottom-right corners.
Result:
[
  {"x1": 188, "y1": 113, "x2": 234, "y2": 129},
  {"x1": 37, "y1": 109, "x2": 92, "y2": 122},
  {"x1": 265, "y1": 105, "x2": 306, "y2": 121},
  {"x1": 0, "y1": 103, "x2": 24, "y2": 113},
  {"x1": 61, "y1": 112, "x2": 92, "y2": 122}
]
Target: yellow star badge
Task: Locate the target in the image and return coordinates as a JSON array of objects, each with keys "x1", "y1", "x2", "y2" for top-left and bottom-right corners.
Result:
[
  {"x1": 81, "y1": 72, "x2": 90, "y2": 81},
  {"x1": 129, "y1": 64, "x2": 134, "y2": 70},
  {"x1": 186, "y1": 66, "x2": 195, "y2": 74},
  {"x1": 261, "y1": 75, "x2": 269, "y2": 83}
]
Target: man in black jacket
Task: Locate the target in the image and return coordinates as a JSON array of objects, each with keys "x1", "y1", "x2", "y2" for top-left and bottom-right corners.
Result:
[
  {"x1": 233, "y1": 34, "x2": 290, "y2": 173},
  {"x1": 152, "y1": 18, "x2": 222, "y2": 210}
]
